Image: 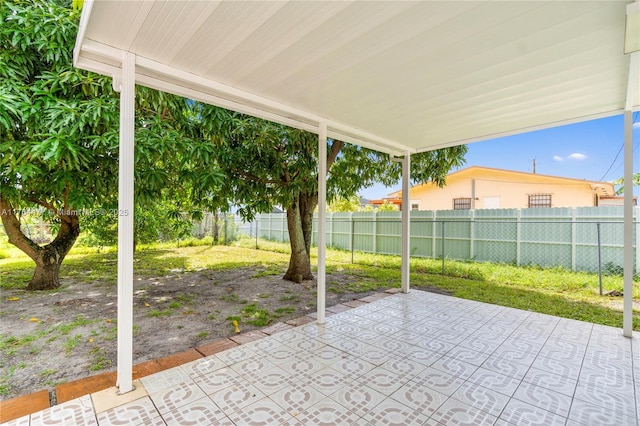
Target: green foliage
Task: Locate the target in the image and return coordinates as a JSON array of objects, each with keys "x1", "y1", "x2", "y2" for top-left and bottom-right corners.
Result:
[
  {"x1": 195, "y1": 331, "x2": 209, "y2": 339},
  {"x1": 274, "y1": 306, "x2": 296, "y2": 315},
  {"x1": 196, "y1": 103, "x2": 465, "y2": 279},
  {"x1": 0, "y1": 0, "x2": 224, "y2": 286},
  {"x1": 63, "y1": 335, "x2": 81, "y2": 355},
  {"x1": 88, "y1": 346, "x2": 111, "y2": 371},
  {"x1": 147, "y1": 309, "x2": 172, "y2": 318},
  {"x1": 279, "y1": 294, "x2": 300, "y2": 302},
  {"x1": 197, "y1": 104, "x2": 467, "y2": 221},
  {"x1": 241, "y1": 303, "x2": 272, "y2": 326},
  {"x1": 1, "y1": 0, "x2": 119, "y2": 205},
  {"x1": 329, "y1": 195, "x2": 363, "y2": 212},
  {"x1": 612, "y1": 172, "x2": 640, "y2": 195},
  {"x1": 241, "y1": 302, "x2": 296, "y2": 326},
  {"x1": 376, "y1": 200, "x2": 399, "y2": 212},
  {"x1": 328, "y1": 195, "x2": 399, "y2": 212}
]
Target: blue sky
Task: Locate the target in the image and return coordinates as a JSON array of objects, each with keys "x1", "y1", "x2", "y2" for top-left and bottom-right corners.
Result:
[{"x1": 360, "y1": 113, "x2": 640, "y2": 199}]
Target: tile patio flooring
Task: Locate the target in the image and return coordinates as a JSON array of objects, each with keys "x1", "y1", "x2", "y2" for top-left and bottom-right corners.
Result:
[{"x1": 3, "y1": 290, "x2": 639, "y2": 425}]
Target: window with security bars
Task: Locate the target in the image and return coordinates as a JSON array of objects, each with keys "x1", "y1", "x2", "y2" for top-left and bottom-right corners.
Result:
[
  {"x1": 528, "y1": 194, "x2": 552, "y2": 208},
  {"x1": 453, "y1": 198, "x2": 472, "y2": 210}
]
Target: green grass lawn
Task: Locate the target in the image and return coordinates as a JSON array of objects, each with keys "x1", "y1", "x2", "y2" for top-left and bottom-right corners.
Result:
[{"x1": 1, "y1": 236, "x2": 638, "y2": 330}]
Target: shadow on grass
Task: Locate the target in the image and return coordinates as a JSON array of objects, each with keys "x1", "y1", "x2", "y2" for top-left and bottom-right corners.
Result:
[{"x1": 1, "y1": 249, "x2": 192, "y2": 291}]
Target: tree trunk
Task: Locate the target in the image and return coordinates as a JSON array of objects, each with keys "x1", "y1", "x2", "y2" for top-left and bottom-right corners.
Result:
[
  {"x1": 0, "y1": 197, "x2": 80, "y2": 290},
  {"x1": 299, "y1": 192, "x2": 318, "y2": 258},
  {"x1": 283, "y1": 198, "x2": 313, "y2": 283},
  {"x1": 28, "y1": 245, "x2": 63, "y2": 290},
  {"x1": 213, "y1": 210, "x2": 219, "y2": 244},
  {"x1": 281, "y1": 140, "x2": 341, "y2": 283}
]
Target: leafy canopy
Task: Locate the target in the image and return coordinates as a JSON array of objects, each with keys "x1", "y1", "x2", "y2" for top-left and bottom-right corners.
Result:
[
  {"x1": 0, "y1": 0, "x2": 222, "y2": 225},
  {"x1": 197, "y1": 104, "x2": 467, "y2": 219}
]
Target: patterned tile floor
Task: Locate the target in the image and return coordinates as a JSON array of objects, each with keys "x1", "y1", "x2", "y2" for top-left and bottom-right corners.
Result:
[{"x1": 3, "y1": 290, "x2": 639, "y2": 425}]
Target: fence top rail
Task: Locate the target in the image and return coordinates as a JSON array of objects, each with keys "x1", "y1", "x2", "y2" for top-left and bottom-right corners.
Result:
[{"x1": 309, "y1": 218, "x2": 636, "y2": 224}]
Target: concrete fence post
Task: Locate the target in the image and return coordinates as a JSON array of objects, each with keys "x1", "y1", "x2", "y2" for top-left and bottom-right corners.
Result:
[
  {"x1": 432, "y1": 211, "x2": 437, "y2": 259},
  {"x1": 516, "y1": 209, "x2": 522, "y2": 266},
  {"x1": 328, "y1": 212, "x2": 333, "y2": 248},
  {"x1": 372, "y1": 212, "x2": 377, "y2": 254},
  {"x1": 470, "y1": 209, "x2": 475, "y2": 260},
  {"x1": 571, "y1": 208, "x2": 577, "y2": 271}
]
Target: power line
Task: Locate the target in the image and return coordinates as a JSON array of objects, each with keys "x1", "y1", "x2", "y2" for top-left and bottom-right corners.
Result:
[
  {"x1": 599, "y1": 144, "x2": 624, "y2": 182},
  {"x1": 598, "y1": 112, "x2": 639, "y2": 182}
]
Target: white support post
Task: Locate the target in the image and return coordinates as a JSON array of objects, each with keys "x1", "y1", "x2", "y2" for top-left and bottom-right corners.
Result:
[
  {"x1": 317, "y1": 121, "x2": 327, "y2": 324},
  {"x1": 401, "y1": 151, "x2": 411, "y2": 293},
  {"x1": 623, "y1": 109, "x2": 634, "y2": 338},
  {"x1": 116, "y1": 52, "x2": 135, "y2": 394},
  {"x1": 635, "y1": 207, "x2": 640, "y2": 277}
]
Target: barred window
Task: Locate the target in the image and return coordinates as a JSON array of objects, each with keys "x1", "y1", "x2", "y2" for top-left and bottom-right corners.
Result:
[
  {"x1": 528, "y1": 194, "x2": 552, "y2": 208},
  {"x1": 453, "y1": 198, "x2": 472, "y2": 210}
]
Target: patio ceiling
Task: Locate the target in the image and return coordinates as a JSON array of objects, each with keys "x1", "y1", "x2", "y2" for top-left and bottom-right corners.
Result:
[{"x1": 74, "y1": 0, "x2": 639, "y2": 156}]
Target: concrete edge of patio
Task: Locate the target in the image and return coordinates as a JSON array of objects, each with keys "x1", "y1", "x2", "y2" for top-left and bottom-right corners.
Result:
[{"x1": 0, "y1": 289, "x2": 398, "y2": 423}]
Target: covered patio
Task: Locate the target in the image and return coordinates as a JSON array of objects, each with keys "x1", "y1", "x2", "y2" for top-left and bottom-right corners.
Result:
[
  {"x1": 7, "y1": 289, "x2": 638, "y2": 425},
  {"x1": 29, "y1": 0, "x2": 639, "y2": 423}
]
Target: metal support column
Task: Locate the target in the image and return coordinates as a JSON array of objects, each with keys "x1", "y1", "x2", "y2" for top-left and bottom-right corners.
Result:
[
  {"x1": 623, "y1": 109, "x2": 634, "y2": 338},
  {"x1": 317, "y1": 121, "x2": 327, "y2": 324},
  {"x1": 401, "y1": 151, "x2": 411, "y2": 293},
  {"x1": 116, "y1": 52, "x2": 135, "y2": 394}
]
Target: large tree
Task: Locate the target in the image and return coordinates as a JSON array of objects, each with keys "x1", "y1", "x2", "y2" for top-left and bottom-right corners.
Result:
[
  {"x1": 199, "y1": 105, "x2": 467, "y2": 283},
  {"x1": 0, "y1": 0, "x2": 220, "y2": 289}
]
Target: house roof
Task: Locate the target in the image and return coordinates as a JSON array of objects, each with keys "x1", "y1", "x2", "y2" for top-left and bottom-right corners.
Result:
[
  {"x1": 73, "y1": 1, "x2": 639, "y2": 156},
  {"x1": 389, "y1": 165, "x2": 616, "y2": 197}
]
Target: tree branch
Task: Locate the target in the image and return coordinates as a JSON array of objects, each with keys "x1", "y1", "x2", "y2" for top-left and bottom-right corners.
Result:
[
  {"x1": 326, "y1": 140, "x2": 344, "y2": 172},
  {"x1": 231, "y1": 168, "x2": 286, "y2": 186},
  {"x1": 0, "y1": 197, "x2": 41, "y2": 261},
  {"x1": 63, "y1": 181, "x2": 70, "y2": 211},
  {"x1": 25, "y1": 196, "x2": 73, "y2": 224}
]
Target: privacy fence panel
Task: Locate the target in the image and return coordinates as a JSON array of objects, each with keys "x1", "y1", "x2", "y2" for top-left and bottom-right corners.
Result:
[
  {"x1": 472, "y1": 209, "x2": 518, "y2": 264},
  {"x1": 246, "y1": 206, "x2": 639, "y2": 274},
  {"x1": 329, "y1": 212, "x2": 352, "y2": 250}
]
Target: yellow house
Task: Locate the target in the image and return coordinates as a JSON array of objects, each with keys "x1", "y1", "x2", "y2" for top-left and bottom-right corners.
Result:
[{"x1": 389, "y1": 166, "x2": 617, "y2": 210}]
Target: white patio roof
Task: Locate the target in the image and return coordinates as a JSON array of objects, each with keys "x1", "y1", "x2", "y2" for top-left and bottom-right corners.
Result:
[
  {"x1": 73, "y1": 0, "x2": 639, "y2": 394},
  {"x1": 74, "y1": 0, "x2": 639, "y2": 156}
]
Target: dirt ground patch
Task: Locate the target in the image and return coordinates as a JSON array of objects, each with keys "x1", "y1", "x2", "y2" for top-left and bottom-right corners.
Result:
[{"x1": 0, "y1": 266, "x2": 378, "y2": 401}]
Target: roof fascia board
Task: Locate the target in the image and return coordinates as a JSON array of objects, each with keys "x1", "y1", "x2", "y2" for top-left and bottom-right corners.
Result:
[
  {"x1": 327, "y1": 120, "x2": 414, "y2": 155},
  {"x1": 74, "y1": 40, "x2": 412, "y2": 155},
  {"x1": 135, "y1": 56, "x2": 324, "y2": 129},
  {"x1": 326, "y1": 130, "x2": 398, "y2": 156},
  {"x1": 135, "y1": 74, "x2": 320, "y2": 134},
  {"x1": 74, "y1": 56, "x2": 121, "y2": 80},
  {"x1": 76, "y1": 42, "x2": 322, "y2": 134},
  {"x1": 72, "y1": 0, "x2": 94, "y2": 68},
  {"x1": 415, "y1": 110, "x2": 625, "y2": 153}
]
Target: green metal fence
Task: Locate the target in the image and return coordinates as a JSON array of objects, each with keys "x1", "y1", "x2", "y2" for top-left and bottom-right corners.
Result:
[{"x1": 250, "y1": 206, "x2": 639, "y2": 274}]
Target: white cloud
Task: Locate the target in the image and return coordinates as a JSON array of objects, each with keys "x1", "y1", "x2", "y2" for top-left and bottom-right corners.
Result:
[
  {"x1": 568, "y1": 153, "x2": 587, "y2": 160},
  {"x1": 553, "y1": 155, "x2": 563, "y2": 162}
]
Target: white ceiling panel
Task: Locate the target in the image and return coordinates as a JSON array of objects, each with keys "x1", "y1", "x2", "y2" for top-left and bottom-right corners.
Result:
[{"x1": 75, "y1": 0, "x2": 637, "y2": 155}]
